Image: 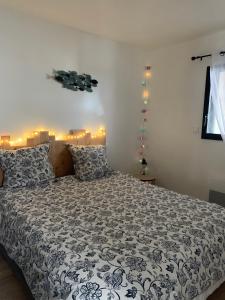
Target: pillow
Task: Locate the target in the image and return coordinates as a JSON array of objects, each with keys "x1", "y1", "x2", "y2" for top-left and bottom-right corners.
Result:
[
  {"x1": 68, "y1": 145, "x2": 113, "y2": 181},
  {"x1": 0, "y1": 144, "x2": 55, "y2": 188},
  {"x1": 0, "y1": 168, "x2": 3, "y2": 187}
]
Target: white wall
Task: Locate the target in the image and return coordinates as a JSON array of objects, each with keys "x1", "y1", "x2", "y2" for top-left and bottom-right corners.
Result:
[
  {"x1": 146, "y1": 30, "x2": 225, "y2": 200},
  {"x1": 2, "y1": 6, "x2": 224, "y2": 201},
  {"x1": 0, "y1": 6, "x2": 146, "y2": 172}
]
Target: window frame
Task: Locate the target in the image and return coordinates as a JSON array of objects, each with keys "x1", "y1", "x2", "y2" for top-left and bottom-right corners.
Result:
[{"x1": 201, "y1": 66, "x2": 222, "y2": 141}]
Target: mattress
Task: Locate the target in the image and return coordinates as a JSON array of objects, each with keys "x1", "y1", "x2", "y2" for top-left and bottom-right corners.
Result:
[{"x1": 0, "y1": 172, "x2": 224, "y2": 300}]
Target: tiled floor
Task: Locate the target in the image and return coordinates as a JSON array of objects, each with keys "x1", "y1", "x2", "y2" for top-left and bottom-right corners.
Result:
[{"x1": 0, "y1": 256, "x2": 224, "y2": 300}]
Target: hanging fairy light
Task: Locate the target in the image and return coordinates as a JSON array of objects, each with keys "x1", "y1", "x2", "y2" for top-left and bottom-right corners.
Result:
[
  {"x1": 138, "y1": 66, "x2": 152, "y2": 175},
  {"x1": 0, "y1": 127, "x2": 106, "y2": 149}
]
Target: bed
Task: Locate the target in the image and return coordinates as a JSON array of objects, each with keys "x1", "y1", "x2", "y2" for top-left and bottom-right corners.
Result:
[{"x1": 0, "y1": 171, "x2": 224, "y2": 300}]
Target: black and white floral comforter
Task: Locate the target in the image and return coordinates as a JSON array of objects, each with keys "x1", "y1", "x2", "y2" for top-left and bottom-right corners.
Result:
[{"x1": 0, "y1": 172, "x2": 225, "y2": 300}]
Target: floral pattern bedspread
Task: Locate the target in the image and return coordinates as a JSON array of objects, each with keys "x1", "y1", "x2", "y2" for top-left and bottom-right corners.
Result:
[{"x1": 0, "y1": 172, "x2": 225, "y2": 300}]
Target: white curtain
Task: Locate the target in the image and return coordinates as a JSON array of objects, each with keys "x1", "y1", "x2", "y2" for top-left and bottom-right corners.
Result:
[{"x1": 210, "y1": 53, "x2": 225, "y2": 141}]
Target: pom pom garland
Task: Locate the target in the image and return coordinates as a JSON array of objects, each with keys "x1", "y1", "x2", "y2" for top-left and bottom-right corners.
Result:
[{"x1": 137, "y1": 66, "x2": 151, "y2": 175}]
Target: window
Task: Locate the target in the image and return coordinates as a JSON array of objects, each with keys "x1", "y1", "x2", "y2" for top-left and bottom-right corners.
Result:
[{"x1": 201, "y1": 66, "x2": 222, "y2": 140}]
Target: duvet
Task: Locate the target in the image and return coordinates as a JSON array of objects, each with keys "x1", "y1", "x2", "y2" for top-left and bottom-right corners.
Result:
[{"x1": 0, "y1": 172, "x2": 225, "y2": 300}]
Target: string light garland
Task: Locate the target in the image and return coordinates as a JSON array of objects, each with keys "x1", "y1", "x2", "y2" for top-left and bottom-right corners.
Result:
[
  {"x1": 138, "y1": 66, "x2": 152, "y2": 175},
  {"x1": 0, "y1": 127, "x2": 106, "y2": 149}
]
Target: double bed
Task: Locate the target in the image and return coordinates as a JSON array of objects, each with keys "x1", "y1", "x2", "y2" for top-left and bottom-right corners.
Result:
[{"x1": 0, "y1": 171, "x2": 225, "y2": 300}]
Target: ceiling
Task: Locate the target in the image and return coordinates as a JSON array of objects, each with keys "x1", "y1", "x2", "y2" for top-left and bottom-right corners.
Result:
[{"x1": 1, "y1": 0, "x2": 225, "y2": 49}]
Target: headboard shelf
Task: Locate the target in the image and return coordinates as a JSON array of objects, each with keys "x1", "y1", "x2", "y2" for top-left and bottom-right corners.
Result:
[
  {"x1": 0, "y1": 128, "x2": 106, "y2": 149},
  {"x1": 0, "y1": 128, "x2": 106, "y2": 178}
]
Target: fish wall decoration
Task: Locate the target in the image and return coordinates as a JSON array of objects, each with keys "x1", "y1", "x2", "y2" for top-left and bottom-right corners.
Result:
[{"x1": 50, "y1": 70, "x2": 98, "y2": 92}]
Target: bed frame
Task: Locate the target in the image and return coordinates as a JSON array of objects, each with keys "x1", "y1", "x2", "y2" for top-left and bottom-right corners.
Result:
[
  {"x1": 1, "y1": 133, "x2": 224, "y2": 299},
  {"x1": 48, "y1": 141, "x2": 75, "y2": 177}
]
